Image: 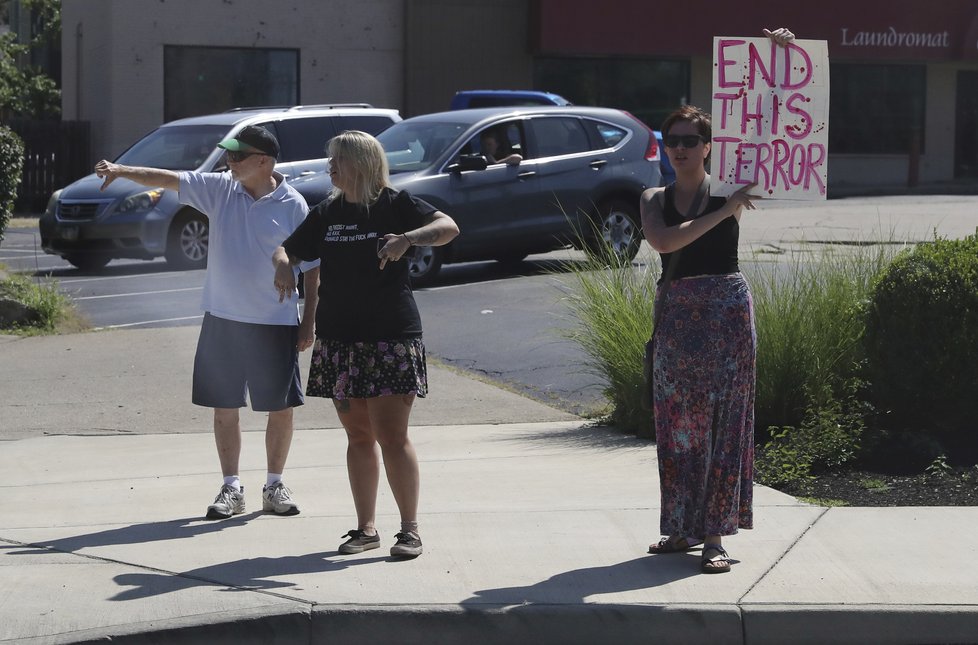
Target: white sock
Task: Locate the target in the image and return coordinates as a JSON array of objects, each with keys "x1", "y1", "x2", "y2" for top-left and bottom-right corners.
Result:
[
  {"x1": 223, "y1": 476, "x2": 241, "y2": 491},
  {"x1": 266, "y1": 472, "x2": 283, "y2": 488}
]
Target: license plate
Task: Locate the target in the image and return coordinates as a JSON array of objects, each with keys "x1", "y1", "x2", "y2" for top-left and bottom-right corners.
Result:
[{"x1": 62, "y1": 226, "x2": 79, "y2": 241}]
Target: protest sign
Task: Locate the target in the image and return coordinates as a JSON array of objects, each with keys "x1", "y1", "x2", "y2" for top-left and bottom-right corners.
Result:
[{"x1": 711, "y1": 37, "x2": 829, "y2": 200}]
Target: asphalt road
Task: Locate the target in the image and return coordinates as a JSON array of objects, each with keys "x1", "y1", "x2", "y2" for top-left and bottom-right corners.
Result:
[{"x1": 0, "y1": 230, "x2": 607, "y2": 413}]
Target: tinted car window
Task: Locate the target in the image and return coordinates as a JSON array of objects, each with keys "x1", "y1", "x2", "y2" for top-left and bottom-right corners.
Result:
[
  {"x1": 378, "y1": 121, "x2": 470, "y2": 174},
  {"x1": 530, "y1": 117, "x2": 591, "y2": 158},
  {"x1": 589, "y1": 120, "x2": 628, "y2": 148},
  {"x1": 115, "y1": 124, "x2": 229, "y2": 170},
  {"x1": 274, "y1": 117, "x2": 338, "y2": 162},
  {"x1": 336, "y1": 115, "x2": 397, "y2": 136},
  {"x1": 460, "y1": 121, "x2": 526, "y2": 160}
]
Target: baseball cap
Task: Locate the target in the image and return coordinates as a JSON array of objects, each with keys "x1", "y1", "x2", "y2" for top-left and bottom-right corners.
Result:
[{"x1": 218, "y1": 125, "x2": 280, "y2": 158}]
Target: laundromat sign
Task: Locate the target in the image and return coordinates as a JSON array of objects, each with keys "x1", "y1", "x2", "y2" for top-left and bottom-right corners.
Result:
[
  {"x1": 710, "y1": 37, "x2": 830, "y2": 201},
  {"x1": 840, "y1": 27, "x2": 951, "y2": 49}
]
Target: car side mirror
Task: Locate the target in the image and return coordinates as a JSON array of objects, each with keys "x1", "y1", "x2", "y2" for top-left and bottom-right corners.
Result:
[{"x1": 448, "y1": 154, "x2": 489, "y2": 173}]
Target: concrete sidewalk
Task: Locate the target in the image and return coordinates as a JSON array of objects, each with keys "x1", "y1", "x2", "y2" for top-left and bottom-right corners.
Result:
[{"x1": 2, "y1": 327, "x2": 977, "y2": 644}]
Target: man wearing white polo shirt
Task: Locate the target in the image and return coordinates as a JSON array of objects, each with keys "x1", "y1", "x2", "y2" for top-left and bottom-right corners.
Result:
[{"x1": 94, "y1": 125, "x2": 319, "y2": 520}]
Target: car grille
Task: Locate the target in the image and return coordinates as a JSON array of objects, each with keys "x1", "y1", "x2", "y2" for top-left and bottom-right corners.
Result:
[{"x1": 58, "y1": 202, "x2": 104, "y2": 221}]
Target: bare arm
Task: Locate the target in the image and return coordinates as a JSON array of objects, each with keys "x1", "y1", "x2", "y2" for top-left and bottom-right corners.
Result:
[
  {"x1": 297, "y1": 266, "x2": 320, "y2": 351},
  {"x1": 94, "y1": 160, "x2": 180, "y2": 192},
  {"x1": 640, "y1": 184, "x2": 758, "y2": 254},
  {"x1": 378, "y1": 210, "x2": 460, "y2": 269}
]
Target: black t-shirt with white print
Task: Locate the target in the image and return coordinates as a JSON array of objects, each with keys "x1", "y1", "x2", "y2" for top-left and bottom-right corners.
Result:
[{"x1": 282, "y1": 187, "x2": 435, "y2": 341}]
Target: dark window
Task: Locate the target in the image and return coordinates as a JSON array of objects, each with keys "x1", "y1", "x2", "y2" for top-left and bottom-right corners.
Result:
[
  {"x1": 335, "y1": 115, "x2": 398, "y2": 136},
  {"x1": 535, "y1": 58, "x2": 689, "y2": 131},
  {"x1": 828, "y1": 63, "x2": 925, "y2": 154},
  {"x1": 164, "y1": 46, "x2": 299, "y2": 122},
  {"x1": 586, "y1": 120, "x2": 628, "y2": 148},
  {"x1": 115, "y1": 124, "x2": 229, "y2": 170},
  {"x1": 461, "y1": 121, "x2": 527, "y2": 162},
  {"x1": 530, "y1": 117, "x2": 590, "y2": 158},
  {"x1": 274, "y1": 117, "x2": 337, "y2": 162},
  {"x1": 466, "y1": 96, "x2": 552, "y2": 108}
]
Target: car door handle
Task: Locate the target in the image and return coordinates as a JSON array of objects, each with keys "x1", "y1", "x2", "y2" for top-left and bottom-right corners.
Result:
[
  {"x1": 517, "y1": 171, "x2": 536, "y2": 179},
  {"x1": 299, "y1": 171, "x2": 316, "y2": 176},
  {"x1": 589, "y1": 160, "x2": 608, "y2": 169}
]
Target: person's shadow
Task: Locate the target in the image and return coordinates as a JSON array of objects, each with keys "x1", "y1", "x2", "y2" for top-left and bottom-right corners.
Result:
[
  {"x1": 5, "y1": 513, "x2": 263, "y2": 555},
  {"x1": 460, "y1": 554, "x2": 702, "y2": 609},
  {"x1": 109, "y1": 551, "x2": 390, "y2": 601},
  {"x1": 2, "y1": 514, "x2": 398, "y2": 601}
]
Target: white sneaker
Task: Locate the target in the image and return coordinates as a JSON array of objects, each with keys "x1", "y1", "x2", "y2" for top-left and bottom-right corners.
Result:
[
  {"x1": 262, "y1": 481, "x2": 300, "y2": 516},
  {"x1": 206, "y1": 484, "x2": 245, "y2": 520}
]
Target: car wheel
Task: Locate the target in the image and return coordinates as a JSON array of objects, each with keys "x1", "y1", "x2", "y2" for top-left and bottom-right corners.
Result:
[
  {"x1": 65, "y1": 253, "x2": 111, "y2": 271},
  {"x1": 165, "y1": 210, "x2": 208, "y2": 270},
  {"x1": 407, "y1": 245, "x2": 443, "y2": 287},
  {"x1": 593, "y1": 199, "x2": 642, "y2": 262}
]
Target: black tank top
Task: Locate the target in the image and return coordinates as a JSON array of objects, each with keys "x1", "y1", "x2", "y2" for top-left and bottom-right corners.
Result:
[{"x1": 658, "y1": 184, "x2": 739, "y2": 283}]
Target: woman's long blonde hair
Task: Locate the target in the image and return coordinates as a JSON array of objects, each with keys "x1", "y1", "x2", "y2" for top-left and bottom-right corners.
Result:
[{"x1": 327, "y1": 130, "x2": 392, "y2": 206}]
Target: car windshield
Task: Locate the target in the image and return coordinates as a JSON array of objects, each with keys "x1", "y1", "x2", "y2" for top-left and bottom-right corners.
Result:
[
  {"x1": 115, "y1": 124, "x2": 230, "y2": 170},
  {"x1": 378, "y1": 121, "x2": 470, "y2": 174}
]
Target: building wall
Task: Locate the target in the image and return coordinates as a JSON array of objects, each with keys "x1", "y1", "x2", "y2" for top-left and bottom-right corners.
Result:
[
  {"x1": 62, "y1": 0, "x2": 405, "y2": 160},
  {"x1": 404, "y1": 0, "x2": 533, "y2": 117},
  {"x1": 60, "y1": 0, "x2": 978, "y2": 191}
]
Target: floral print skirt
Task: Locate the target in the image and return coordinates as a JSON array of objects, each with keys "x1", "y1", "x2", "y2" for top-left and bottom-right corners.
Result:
[
  {"x1": 653, "y1": 273, "x2": 756, "y2": 538},
  {"x1": 307, "y1": 338, "x2": 428, "y2": 400}
]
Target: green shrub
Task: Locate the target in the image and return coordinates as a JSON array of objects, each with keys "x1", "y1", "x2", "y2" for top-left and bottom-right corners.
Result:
[
  {"x1": 0, "y1": 125, "x2": 25, "y2": 243},
  {"x1": 755, "y1": 378, "x2": 866, "y2": 489},
  {"x1": 0, "y1": 271, "x2": 70, "y2": 331},
  {"x1": 864, "y1": 233, "x2": 978, "y2": 461},
  {"x1": 754, "y1": 427, "x2": 814, "y2": 490}
]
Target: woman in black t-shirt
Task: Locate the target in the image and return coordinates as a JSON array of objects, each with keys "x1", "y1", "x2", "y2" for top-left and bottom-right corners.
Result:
[
  {"x1": 273, "y1": 131, "x2": 459, "y2": 559},
  {"x1": 638, "y1": 26, "x2": 794, "y2": 576}
]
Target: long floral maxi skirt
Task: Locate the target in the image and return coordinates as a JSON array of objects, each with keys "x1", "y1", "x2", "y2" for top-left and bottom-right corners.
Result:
[{"x1": 653, "y1": 273, "x2": 756, "y2": 538}]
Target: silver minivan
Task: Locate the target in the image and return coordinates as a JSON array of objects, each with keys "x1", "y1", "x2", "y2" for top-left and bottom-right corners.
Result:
[{"x1": 39, "y1": 105, "x2": 400, "y2": 270}]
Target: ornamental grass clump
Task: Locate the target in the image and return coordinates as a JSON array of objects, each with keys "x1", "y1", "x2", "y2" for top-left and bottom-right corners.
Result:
[{"x1": 557, "y1": 241, "x2": 658, "y2": 437}]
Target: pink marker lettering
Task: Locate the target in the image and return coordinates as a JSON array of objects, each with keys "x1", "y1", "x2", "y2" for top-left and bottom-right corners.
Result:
[{"x1": 717, "y1": 39, "x2": 746, "y2": 88}]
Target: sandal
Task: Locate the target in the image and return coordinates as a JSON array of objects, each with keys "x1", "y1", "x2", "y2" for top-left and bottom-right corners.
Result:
[
  {"x1": 701, "y1": 545, "x2": 732, "y2": 574},
  {"x1": 648, "y1": 536, "x2": 702, "y2": 554}
]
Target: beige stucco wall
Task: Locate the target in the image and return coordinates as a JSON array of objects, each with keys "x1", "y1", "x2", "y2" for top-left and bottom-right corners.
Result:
[{"x1": 62, "y1": 0, "x2": 405, "y2": 160}]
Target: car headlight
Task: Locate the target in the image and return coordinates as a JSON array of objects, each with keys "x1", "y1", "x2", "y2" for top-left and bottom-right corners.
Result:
[
  {"x1": 116, "y1": 189, "x2": 165, "y2": 215},
  {"x1": 44, "y1": 189, "x2": 63, "y2": 217}
]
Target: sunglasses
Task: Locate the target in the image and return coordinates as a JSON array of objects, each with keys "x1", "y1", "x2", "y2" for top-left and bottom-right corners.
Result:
[
  {"x1": 663, "y1": 134, "x2": 706, "y2": 149},
  {"x1": 225, "y1": 150, "x2": 265, "y2": 162}
]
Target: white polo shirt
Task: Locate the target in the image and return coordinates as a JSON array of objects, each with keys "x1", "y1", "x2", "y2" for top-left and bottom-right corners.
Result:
[{"x1": 179, "y1": 171, "x2": 318, "y2": 326}]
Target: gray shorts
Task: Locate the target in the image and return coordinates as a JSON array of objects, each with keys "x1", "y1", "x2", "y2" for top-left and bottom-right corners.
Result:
[{"x1": 192, "y1": 313, "x2": 304, "y2": 411}]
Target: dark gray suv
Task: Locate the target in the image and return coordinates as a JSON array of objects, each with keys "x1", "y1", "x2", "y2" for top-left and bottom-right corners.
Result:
[
  {"x1": 290, "y1": 106, "x2": 661, "y2": 285},
  {"x1": 40, "y1": 105, "x2": 400, "y2": 270}
]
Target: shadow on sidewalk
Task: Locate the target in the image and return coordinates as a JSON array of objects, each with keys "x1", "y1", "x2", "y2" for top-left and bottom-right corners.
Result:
[
  {"x1": 110, "y1": 552, "x2": 392, "y2": 601},
  {"x1": 5, "y1": 513, "x2": 263, "y2": 554},
  {"x1": 460, "y1": 555, "x2": 699, "y2": 607}
]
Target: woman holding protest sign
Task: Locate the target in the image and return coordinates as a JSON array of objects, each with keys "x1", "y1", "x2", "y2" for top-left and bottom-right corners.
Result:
[{"x1": 639, "y1": 27, "x2": 793, "y2": 574}]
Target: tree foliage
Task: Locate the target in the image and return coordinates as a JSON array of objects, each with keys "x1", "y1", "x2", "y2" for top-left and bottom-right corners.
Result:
[{"x1": 0, "y1": 0, "x2": 61, "y2": 118}]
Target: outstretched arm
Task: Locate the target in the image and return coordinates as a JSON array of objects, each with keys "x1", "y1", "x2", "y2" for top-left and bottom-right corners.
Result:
[{"x1": 94, "y1": 160, "x2": 180, "y2": 192}]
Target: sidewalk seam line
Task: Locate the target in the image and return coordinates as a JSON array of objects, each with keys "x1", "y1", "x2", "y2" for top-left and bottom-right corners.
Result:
[{"x1": 738, "y1": 505, "x2": 831, "y2": 605}]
